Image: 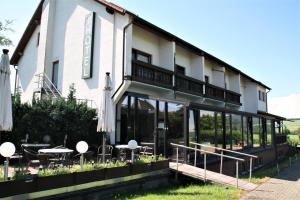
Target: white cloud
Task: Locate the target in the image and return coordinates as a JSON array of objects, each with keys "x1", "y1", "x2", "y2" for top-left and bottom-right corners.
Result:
[{"x1": 268, "y1": 93, "x2": 300, "y2": 119}]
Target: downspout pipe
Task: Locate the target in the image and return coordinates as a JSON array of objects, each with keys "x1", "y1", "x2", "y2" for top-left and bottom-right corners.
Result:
[
  {"x1": 13, "y1": 65, "x2": 18, "y2": 97},
  {"x1": 111, "y1": 18, "x2": 133, "y2": 99},
  {"x1": 266, "y1": 89, "x2": 271, "y2": 113}
]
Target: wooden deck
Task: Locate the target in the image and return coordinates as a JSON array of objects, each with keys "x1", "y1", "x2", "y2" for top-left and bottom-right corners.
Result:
[{"x1": 169, "y1": 162, "x2": 257, "y2": 191}]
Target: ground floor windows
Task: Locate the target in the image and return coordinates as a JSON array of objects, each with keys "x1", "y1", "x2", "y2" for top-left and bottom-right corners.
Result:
[
  {"x1": 231, "y1": 114, "x2": 243, "y2": 150},
  {"x1": 116, "y1": 93, "x2": 277, "y2": 158}
]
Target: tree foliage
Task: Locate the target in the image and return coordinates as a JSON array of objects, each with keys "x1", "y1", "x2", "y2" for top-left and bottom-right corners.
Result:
[
  {"x1": 5, "y1": 88, "x2": 100, "y2": 150},
  {"x1": 0, "y1": 20, "x2": 14, "y2": 46}
]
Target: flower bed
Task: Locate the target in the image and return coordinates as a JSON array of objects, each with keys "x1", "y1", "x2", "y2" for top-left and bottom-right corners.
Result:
[{"x1": 0, "y1": 157, "x2": 169, "y2": 198}]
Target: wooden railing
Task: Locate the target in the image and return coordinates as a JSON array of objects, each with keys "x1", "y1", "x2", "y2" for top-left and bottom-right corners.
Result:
[
  {"x1": 226, "y1": 90, "x2": 241, "y2": 105},
  {"x1": 205, "y1": 84, "x2": 225, "y2": 101},
  {"x1": 175, "y1": 73, "x2": 204, "y2": 96},
  {"x1": 131, "y1": 60, "x2": 173, "y2": 89}
]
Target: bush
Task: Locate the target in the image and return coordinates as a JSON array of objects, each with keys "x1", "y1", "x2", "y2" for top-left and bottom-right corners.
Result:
[
  {"x1": 4, "y1": 86, "x2": 98, "y2": 150},
  {"x1": 287, "y1": 135, "x2": 300, "y2": 147}
]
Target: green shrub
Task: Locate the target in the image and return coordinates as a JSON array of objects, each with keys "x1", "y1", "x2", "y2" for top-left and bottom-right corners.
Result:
[
  {"x1": 287, "y1": 135, "x2": 300, "y2": 147},
  {"x1": 4, "y1": 86, "x2": 98, "y2": 150}
]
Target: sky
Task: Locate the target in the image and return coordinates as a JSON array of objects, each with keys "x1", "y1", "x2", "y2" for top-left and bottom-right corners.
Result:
[{"x1": 1, "y1": 0, "x2": 299, "y2": 117}]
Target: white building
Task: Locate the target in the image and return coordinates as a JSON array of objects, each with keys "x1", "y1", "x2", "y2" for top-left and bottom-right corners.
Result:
[{"x1": 11, "y1": 0, "x2": 286, "y2": 162}]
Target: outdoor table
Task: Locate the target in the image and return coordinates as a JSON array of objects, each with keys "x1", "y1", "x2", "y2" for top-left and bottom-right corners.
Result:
[
  {"x1": 38, "y1": 148, "x2": 74, "y2": 166},
  {"x1": 115, "y1": 145, "x2": 142, "y2": 162},
  {"x1": 21, "y1": 143, "x2": 50, "y2": 148}
]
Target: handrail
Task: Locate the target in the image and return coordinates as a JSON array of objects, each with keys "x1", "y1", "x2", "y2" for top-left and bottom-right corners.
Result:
[
  {"x1": 171, "y1": 143, "x2": 244, "y2": 162},
  {"x1": 190, "y1": 142, "x2": 256, "y2": 182},
  {"x1": 170, "y1": 142, "x2": 243, "y2": 188},
  {"x1": 190, "y1": 142, "x2": 258, "y2": 158}
]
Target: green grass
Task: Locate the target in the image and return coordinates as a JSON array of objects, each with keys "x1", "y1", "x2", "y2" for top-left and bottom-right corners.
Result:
[
  {"x1": 242, "y1": 152, "x2": 300, "y2": 184},
  {"x1": 115, "y1": 183, "x2": 240, "y2": 200},
  {"x1": 284, "y1": 119, "x2": 300, "y2": 133}
]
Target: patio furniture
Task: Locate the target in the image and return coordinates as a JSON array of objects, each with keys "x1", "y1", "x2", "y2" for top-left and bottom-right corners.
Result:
[
  {"x1": 21, "y1": 143, "x2": 50, "y2": 148},
  {"x1": 23, "y1": 149, "x2": 40, "y2": 169},
  {"x1": 73, "y1": 150, "x2": 94, "y2": 165},
  {"x1": 115, "y1": 145, "x2": 142, "y2": 162},
  {"x1": 140, "y1": 146, "x2": 153, "y2": 156},
  {"x1": 97, "y1": 145, "x2": 113, "y2": 163},
  {"x1": 38, "y1": 148, "x2": 74, "y2": 166}
]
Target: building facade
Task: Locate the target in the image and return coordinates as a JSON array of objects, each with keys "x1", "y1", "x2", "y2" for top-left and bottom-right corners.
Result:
[{"x1": 11, "y1": 0, "x2": 287, "y2": 168}]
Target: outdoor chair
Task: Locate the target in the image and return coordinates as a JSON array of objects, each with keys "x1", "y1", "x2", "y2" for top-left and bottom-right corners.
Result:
[
  {"x1": 97, "y1": 145, "x2": 113, "y2": 163},
  {"x1": 73, "y1": 151, "x2": 95, "y2": 165},
  {"x1": 140, "y1": 146, "x2": 154, "y2": 156},
  {"x1": 23, "y1": 149, "x2": 40, "y2": 170}
]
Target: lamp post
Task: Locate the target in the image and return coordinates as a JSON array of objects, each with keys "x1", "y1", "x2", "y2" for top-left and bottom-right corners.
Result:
[
  {"x1": 0, "y1": 142, "x2": 16, "y2": 181},
  {"x1": 76, "y1": 141, "x2": 88, "y2": 172},
  {"x1": 128, "y1": 140, "x2": 138, "y2": 163}
]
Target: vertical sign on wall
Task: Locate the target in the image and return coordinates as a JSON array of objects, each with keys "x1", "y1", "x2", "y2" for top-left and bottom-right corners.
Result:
[{"x1": 82, "y1": 12, "x2": 95, "y2": 79}]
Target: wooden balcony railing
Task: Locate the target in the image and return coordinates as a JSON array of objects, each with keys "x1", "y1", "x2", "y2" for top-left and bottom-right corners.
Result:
[
  {"x1": 175, "y1": 73, "x2": 204, "y2": 96},
  {"x1": 131, "y1": 60, "x2": 173, "y2": 89},
  {"x1": 205, "y1": 84, "x2": 225, "y2": 101},
  {"x1": 226, "y1": 90, "x2": 241, "y2": 105}
]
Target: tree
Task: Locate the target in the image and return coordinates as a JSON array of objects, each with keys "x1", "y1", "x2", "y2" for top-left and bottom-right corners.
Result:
[{"x1": 0, "y1": 20, "x2": 14, "y2": 46}]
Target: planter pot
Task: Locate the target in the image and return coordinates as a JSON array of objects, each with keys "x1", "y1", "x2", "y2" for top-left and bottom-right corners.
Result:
[
  {"x1": 36, "y1": 173, "x2": 75, "y2": 191},
  {"x1": 0, "y1": 178, "x2": 37, "y2": 198},
  {"x1": 105, "y1": 165, "x2": 130, "y2": 179},
  {"x1": 75, "y1": 168, "x2": 106, "y2": 185},
  {"x1": 151, "y1": 160, "x2": 169, "y2": 171},
  {"x1": 131, "y1": 163, "x2": 151, "y2": 175}
]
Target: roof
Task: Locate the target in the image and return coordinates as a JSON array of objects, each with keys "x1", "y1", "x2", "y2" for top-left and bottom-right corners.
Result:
[
  {"x1": 11, "y1": 0, "x2": 271, "y2": 90},
  {"x1": 257, "y1": 111, "x2": 286, "y2": 120}
]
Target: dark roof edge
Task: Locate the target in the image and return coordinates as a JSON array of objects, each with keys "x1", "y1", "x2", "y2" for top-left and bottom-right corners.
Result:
[
  {"x1": 257, "y1": 111, "x2": 286, "y2": 120},
  {"x1": 10, "y1": 0, "x2": 44, "y2": 65},
  {"x1": 127, "y1": 11, "x2": 271, "y2": 90}
]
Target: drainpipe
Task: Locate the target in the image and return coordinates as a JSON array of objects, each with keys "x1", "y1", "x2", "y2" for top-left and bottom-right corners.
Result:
[
  {"x1": 13, "y1": 65, "x2": 18, "y2": 97},
  {"x1": 111, "y1": 18, "x2": 133, "y2": 99},
  {"x1": 266, "y1": 89, "x2": 271, "y2": 113}
]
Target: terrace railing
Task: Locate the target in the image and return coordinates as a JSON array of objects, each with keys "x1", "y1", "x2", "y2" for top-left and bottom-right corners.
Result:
[
  {"x1": 205, "y1": 83, "x2": 225, "y2": 101},
  {"x1": 175, "y1": 73, "x2": 204, "y2": 96},
  {"x1": 225, "y1": 90, "x2": 241, "y2": 105},
  {"x1": 131, "y1": 60, "x2": 173, "y2": 89},
  {"x1": 190, "y1": 142, "x2": 258, "y2": 182}
]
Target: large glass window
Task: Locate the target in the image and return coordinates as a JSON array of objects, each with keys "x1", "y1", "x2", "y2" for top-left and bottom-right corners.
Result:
[
  {"x1": 266, "y1": 119, "x2": 272, "y2": 146},
  {"x1": 136, "y1": 98, "x2": 156, "y2": 144},
  {"x1": 225, "y1": 114, "x2": 231, "y2": 149},
  {"x1": 216, "y1": 112, "x2": 223, "y2": 148},
  {"x1": 253, "y1": 117, "x2": 261, "y2": 147},
  {"x1": 232, "y1": 114, "x2": 243, "y2": 150},
  {"x1": 242, "y1": 116, "x2": 249, "y2": 148},
  {"x1": 167, "y1": 103, "x2": 184, "y2": 145},
  {"x1": 189, "y1": 110, "x2": 197, "y2": 145},
  {"x1": 199, "y1": 110, "x2": 215, "y2": 146}
]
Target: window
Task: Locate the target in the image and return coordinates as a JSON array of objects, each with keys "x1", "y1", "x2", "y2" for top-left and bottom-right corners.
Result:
[
  {"x1": 52, "y1": 61, "x2": 59, "y2": 88},
  {"x1": 258, "y1": 90, "x2": 266, "y2": 102},
  {"x1": 231, "y1": 114, "x2": 243, "y2": 150},
  {"x1": 199, "y1": 110, "x2": 216, "y2": 146},
  {"x1": 266, "y1": 119, "x2": 272, "y2": 146},
  {"x1": 37, "y1": 32, "x2": 40, "y2": 46},
  {"x1": 262, "y1": 92, "x2": 265, "y2": 102},
  {"x1": 205, "y1": 75, "x2": 209, "y2": 83},
  {"x1": 176, "y1": 65, "x2": 185, "y2": 75},
  {"x1": 258, "y1": 91, "x2": 262, "y2": 101},
  {"x1": 253, "y1": 117, "x2": 261, "y2": 147},
  {"x1": 132, "y1": 49, "x2": 151, "y2": 64}
]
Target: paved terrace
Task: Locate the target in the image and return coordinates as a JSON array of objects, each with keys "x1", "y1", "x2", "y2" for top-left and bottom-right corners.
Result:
[{"x1": 241, "y1": 161, "x2": 300, "y2": 200}]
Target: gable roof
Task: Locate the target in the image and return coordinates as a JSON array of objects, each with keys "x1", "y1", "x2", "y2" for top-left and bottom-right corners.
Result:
[{"x1": 11, "y1": 0, "x2": 270, "y2": 90}]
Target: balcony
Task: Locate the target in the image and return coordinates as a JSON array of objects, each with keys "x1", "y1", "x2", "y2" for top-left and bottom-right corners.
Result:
[
  {"x1": 131, "y1": 60, "x2": 173, "y2": 89},
  {"x1": 204, "y1": 84, "x2": 225, "y2": 101},
  {"x1": 175, "y1": 73, "x2": 204, "y2": 96},
  {"x1": 225, "y1": 90, "x2": 241, "y2": 105}
]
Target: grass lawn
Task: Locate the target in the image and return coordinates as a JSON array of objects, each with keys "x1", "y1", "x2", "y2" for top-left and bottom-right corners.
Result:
[
  {"x1": 242, "y1": 151, "x2": 300, "y2": 184},
  {"x1": 115, "y1": 183, "x2": 241, "y2": 200}
]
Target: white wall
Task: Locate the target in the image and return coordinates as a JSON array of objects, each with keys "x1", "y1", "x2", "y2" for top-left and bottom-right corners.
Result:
[
  {"x1": 17, "y1": 27, "x2": 40, "y2": 103},
  {"x1": 225, "y1": 69, "x2": 240, "y2": 93},
  {"x1": 257, "y1": 85, "x2": 267, "y2": 112},
  {"x1": 132, "y1": 25, "x2": 174, "y2": 71},
  {"x1": 240, "y1": 77, "x2": 258, "y2": 113},
  {"x1": 204, "y1": 58, "x2": 225, "y2": 87}
]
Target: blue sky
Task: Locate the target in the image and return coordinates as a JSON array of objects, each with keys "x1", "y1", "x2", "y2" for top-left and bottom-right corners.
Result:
[{"x1": 1, "y1": 0, "x2": 299, "y2": 98}]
